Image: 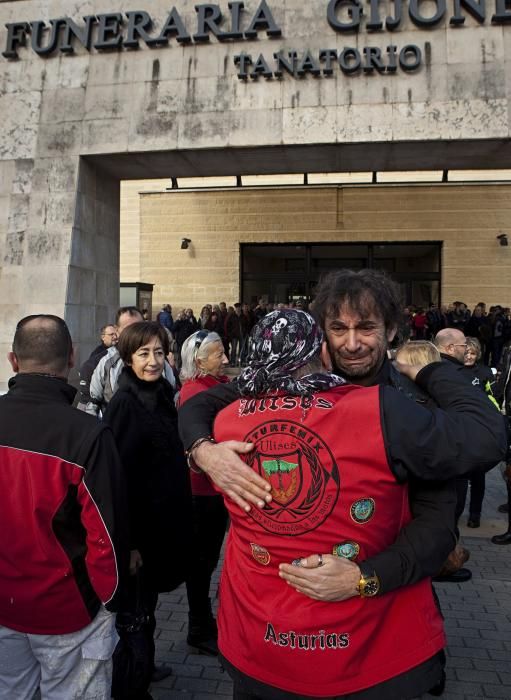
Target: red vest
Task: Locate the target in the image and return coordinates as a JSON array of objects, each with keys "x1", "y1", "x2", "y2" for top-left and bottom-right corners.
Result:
[{"x1": 213, "y1": 384, "x2": 445, "y2": 697}]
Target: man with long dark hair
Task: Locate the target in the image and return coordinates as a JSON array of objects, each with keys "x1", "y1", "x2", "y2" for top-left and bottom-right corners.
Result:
[{"x1": 178, "y1": 269, "x2": 507, "y2": 698}]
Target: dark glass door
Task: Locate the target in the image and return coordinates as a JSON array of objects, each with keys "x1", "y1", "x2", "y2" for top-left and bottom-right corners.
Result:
[{"x1": 241, "y1": 242, "x2": 441, "y2": 306}]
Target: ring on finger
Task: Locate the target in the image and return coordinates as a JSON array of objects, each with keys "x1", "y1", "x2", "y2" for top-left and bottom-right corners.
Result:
[{"x1": 317, "y1": 553, "x2": 324, "y2": 567}]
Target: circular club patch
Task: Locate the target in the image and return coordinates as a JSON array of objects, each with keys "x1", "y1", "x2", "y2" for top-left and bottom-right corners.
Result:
[
  {"x1": 244, "y1": 420, "x2": 340, "y2": 536},
  {"x1": 333, "y1": 541, "x2": 360, "y2": 560},
  {"x1": 350, "y1": 498, "x2": 375, "y2": 524},
  {"x1": 250, "y1": 543, "x2": 271, "y2": 566}
]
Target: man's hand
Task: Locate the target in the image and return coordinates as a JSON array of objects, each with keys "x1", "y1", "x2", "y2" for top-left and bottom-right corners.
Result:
[
  {"x1": 279, "y1": 554, "x2": 360, "y2": 602},
  {"x1": 193, "y1": 440, "x2": 271, "y2": 512}
]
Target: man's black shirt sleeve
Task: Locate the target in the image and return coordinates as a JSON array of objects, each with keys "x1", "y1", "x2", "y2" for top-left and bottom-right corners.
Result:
[
  {"x1": 363, "y1": 477, "x2": 457, "y2": 594},
  {"x1": 382, "y1": 362, "x2": 508, "y2": 482},
  {"x1": 178, "y1": 382, "x2": 239, "y2": 449}
]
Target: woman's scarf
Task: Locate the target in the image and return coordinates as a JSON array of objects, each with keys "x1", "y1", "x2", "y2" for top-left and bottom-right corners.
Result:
[{"x1": 236, "y1": 309, "x2": 346, "y2": 398}]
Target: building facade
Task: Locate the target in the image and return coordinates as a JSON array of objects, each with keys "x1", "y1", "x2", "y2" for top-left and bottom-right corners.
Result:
[
  {"x1": 121, "y1": 179, "x2": 511, "y2": 313},
  {"x1": 1, "y1": 0, "x2": 511, "y2": 385}
]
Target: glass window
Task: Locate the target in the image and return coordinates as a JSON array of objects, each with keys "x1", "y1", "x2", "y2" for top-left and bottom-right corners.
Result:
[{"x1": 241, "y1": 242, "x2": 441, "y2": 307}]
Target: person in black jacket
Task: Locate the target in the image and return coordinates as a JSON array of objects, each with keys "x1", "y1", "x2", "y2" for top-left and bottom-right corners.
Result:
[
  {"x1": 426, "y1": 302, "x2": 444, "y2": 339},
  {"x1": 77, "y1": 324, "x2": 118, "y2": 409},
  {"x1": 492, "y1": 341, "x2": 511, "y2": 544},
  {"x1": 226, "y1": 303, "x2": 245, "y2": 366},
  {"x1": 459, "y1": 337, "x2": 498, "y2": 529},
  {"x1": 103, "y1": 322, "x2": 192, "y2": 695},
  {"x1": 434, "y1": 330, "x2": 501, "y2": 538},
  {"x1": 172, "y1": 309, "x2": 198, "y2": 366}
]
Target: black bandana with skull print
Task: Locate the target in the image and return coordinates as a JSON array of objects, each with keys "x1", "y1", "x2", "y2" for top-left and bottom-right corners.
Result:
[{"x1": 236, "y1": 309, "x2": 346, "y2": 398}]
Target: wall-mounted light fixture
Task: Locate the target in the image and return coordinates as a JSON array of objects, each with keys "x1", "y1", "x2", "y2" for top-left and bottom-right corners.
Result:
[
  {"x1": 181, "y1": 238, "x2": 192, "y2": 250},
  {"x1": 497, "y1": 234, "x2": 509, "y2": 247}
]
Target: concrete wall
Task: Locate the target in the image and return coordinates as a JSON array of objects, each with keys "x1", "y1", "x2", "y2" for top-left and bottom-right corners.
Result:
[
  {"x1": 131, "y1": 184, "x2": 511, "y2": 312},
  {"x1": 2, "y1": 0, "x2": 511, "y2": 387}
]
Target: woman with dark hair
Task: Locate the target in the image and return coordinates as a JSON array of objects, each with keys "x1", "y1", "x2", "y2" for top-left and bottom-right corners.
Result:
[
  {"x1": 204, "y1": 310, "x2": 224, "y2": 337},
  {"x1": 103, "y1": 322, "x2": 192, "y2": 697},
  {"x1": 178, "y1": 330, "x2": 229, "y2": 655},
  {"x1": 199, "y1": 305, "x2": 212, "y2": 329}
]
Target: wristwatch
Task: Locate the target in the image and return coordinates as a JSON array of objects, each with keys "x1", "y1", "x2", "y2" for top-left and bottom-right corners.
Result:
[{"x1": 357, "y1": 563, "x2": 380, "y2": 598}]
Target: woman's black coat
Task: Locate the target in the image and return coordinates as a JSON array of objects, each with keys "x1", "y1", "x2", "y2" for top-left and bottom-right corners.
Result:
[{"x1": 103, "y1": 367, "x2": 192, "y2": 592}]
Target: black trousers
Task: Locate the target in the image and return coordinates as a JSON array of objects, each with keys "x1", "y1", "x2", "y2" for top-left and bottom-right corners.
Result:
[
  {"x1": 113, "y1": 572, "x2": 158, "y2": 700},
  {"x1": 222, "y1": 653, "x2": 444, "y2": 700},
  {"x1": 186, "y1": 495, "x2": 228, "y2": 621},
  {"x1": 504, "y1": 480, "x2": 511, "y2": 532},
  {"x1": 455, "y1": 473, "x2": 486, "y2": 527}
]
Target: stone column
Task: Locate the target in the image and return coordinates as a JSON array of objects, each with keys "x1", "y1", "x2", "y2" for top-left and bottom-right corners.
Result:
[
  {"x1": 65, "y1": 158, "x2": 120, "y2": 385},
  {"x1": 0, "y1": 154, "x2": 119, "y2": 391}
]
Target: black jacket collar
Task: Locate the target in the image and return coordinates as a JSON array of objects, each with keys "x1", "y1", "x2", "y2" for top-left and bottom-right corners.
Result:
[
  {"x1": 117, "y1": 366, "x2": 175, "y2": 413},
  {"x1": 372, "y1": 355, "x2": 393, "y2": 386},
  {"x1": 7, "y1": 373, "x2": 76, "y2": 404},
  {"x1": 440, "y1": 353, "x2": 464, "y2": 368}
]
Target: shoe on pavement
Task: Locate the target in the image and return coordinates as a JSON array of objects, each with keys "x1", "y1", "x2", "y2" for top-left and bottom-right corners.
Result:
[
  {"x1": 467, "y1": 516, "x2": 480, "y2": 528},
  {"x1": 432, "y1": 567, "x2": 472, "y2": 583},
  {"x1": 151, "y1": 666, "x2": 173, "y2": 683},
  {"x1": 491, "y1": 531, "x2": 511, "y2": 545}
]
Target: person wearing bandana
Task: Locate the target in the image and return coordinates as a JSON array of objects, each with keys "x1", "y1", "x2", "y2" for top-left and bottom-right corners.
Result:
[{"x1": 179, "y1": 296, "x2": 506, "y2": 699}]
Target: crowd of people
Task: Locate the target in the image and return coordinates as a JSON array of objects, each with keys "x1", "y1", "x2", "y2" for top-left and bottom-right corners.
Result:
[
  {"x1": 0, "y1": 270, "x2": 510, "y2": 700},
  {"x1": 151, "y1": 298, "x2": 511, "y2": 373},
  {"x1": 403, "y1": 301, "x2": 511, "y2": 366},
  {"x1": 151, "y1": 299, "x2": 307, "y2": 368}
]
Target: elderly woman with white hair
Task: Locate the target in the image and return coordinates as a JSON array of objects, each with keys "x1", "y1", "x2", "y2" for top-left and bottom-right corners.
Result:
[{"x1": 178, "y1": 330, "x2": 229, "y2": 655}]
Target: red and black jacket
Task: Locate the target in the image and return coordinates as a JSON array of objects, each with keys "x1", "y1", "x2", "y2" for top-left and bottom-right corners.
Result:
[{"x1": 0, "y1": 373, "x2": 128, "y2": 635}]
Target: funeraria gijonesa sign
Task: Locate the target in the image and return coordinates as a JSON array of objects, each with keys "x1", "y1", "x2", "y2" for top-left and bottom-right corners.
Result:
[{"x1": 2, "y1": 0, "x2": 511, "y2": 79}]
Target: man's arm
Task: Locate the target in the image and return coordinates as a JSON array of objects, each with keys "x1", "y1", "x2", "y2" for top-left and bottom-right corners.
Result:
[
  {"x1": 385, "y1": 362, "x2": 508, "y2": 481},
  {"x1": 76, "y1": 424, "x2": 129, "y2": 611},
  {"x1": 78, "y1": 356, "x2": 97, "y2": 405},
  {"x1": 178, "y1": 381, "x2": 238, "y2": 449},
  {"x1": 178, "y1": 382, "x2": 271, "y2": 511},
  {"x1": 83, "y1": 352, "x2": 109, "y2": 417},
  {"x1": 361, "y1": 477, "x2": 457, "y2": 592},
  {"x1": 279, "y1": 478, "x2": 457, "y2": 600}
]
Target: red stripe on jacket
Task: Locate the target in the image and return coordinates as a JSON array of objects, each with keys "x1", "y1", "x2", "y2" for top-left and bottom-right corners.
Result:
[{"x1": 0, "y1": 445, "x2": 118, "y2": 634}]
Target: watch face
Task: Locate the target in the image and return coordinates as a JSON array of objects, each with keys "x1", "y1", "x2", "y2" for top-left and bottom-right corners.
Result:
[{"x1": 362, "y1": 578, "x2": 380, "y2": 597}]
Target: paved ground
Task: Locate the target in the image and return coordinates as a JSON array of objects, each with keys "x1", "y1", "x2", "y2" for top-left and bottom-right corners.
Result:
[{"x1": 150, "y1": 467, "x2": 511, "y2": 700}]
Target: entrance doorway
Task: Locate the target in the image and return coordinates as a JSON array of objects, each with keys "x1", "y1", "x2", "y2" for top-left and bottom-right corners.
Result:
[{"x1": 241, "y1": 242, "x2": 441, "y2": 307}]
